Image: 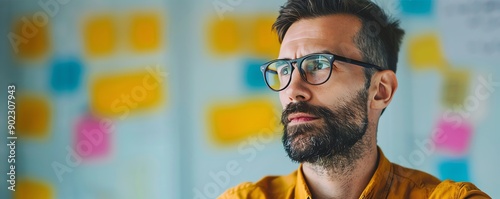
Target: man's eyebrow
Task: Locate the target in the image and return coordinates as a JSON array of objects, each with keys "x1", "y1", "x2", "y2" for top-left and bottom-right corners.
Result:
[
  {"x1": 279, "y1": 50, "x2": 335, "y2": 59},
  {"x1": 317, "y1": 50, "x2": 334, "y2": 54},
  {"x1": 309, "y1": 50, "x2": 337, "y2": 55}
]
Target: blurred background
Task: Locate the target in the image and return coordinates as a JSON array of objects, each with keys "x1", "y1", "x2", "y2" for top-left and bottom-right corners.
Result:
[{"x1": 0, "y1": 0, "x2": 499, "y2": 198}]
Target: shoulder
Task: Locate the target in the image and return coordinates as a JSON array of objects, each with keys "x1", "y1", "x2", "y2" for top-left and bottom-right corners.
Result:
[
  {"x1": 218, "y1": 171, "x2": 298, "y2": 199},
  {"x1": 430, "y1": 180, "x2": 491, "y2": 199},
  {"x1": 391, "y1": 163, "x2": 441, "y2": 191},
  {"x1": 390, "y1": 163, "x2": 490, "y2": 198},
  {"x1": 218, "y1": 182, "x2": 264, "y2": 199}
]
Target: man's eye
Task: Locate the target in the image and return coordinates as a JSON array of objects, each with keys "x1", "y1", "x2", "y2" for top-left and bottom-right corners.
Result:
[
  {"x1": 280, "y1": 66, "x2": 291, "y2": 75},
  {"x1": 305, "y1": 61, "x2": 330, "y2": 71},
  {"x1": 318, "y1": 62, "x2": 330, "y2": 70}
]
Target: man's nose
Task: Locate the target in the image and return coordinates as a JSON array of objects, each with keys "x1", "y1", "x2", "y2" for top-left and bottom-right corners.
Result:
[{"x1": 283, "y1": 67, "x2": 311, "y2": 103}]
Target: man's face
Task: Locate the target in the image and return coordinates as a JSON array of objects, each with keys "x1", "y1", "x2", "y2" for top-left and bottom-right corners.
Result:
[{"x1": 278, "y1": 14, "x2": 370, "y2": 164}]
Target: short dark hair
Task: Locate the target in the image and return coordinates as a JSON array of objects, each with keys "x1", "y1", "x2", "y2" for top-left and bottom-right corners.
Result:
[{"x1": 273, "y1": 0, "x2": 405, "y2": 74}]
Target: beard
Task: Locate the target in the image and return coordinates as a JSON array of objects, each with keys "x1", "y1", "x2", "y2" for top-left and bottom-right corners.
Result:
[{"x1": 281, "y1": 88, "x2": 370, "y2": 172}]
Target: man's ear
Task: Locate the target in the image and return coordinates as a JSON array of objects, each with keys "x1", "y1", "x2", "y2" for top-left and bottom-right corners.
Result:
[{"x1": 369, "y1": 70, "x2": 398, "y2": 110}]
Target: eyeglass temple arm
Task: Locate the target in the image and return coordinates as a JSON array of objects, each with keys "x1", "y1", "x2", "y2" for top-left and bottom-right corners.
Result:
[{"x1": 334, "y1": 56, "x2": 385, "y2": 71}]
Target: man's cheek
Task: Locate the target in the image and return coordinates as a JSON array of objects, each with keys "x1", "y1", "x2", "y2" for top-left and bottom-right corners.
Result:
[{"x1": 279, "y1": 93, "x2": 288, "y2": 108}]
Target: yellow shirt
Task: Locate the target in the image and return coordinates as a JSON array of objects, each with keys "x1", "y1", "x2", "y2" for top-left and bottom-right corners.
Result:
[{"x1": 219, "y1": 148, "x2": 490, "y2": 199}]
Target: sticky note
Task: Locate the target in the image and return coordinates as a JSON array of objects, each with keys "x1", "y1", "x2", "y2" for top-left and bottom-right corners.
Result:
[
  {"x1": 442, "y1": 69, "x2": 470, "y2": 108},
  {"x1": 50, "y1": 57, "x2": 83, "y2": 93},
  {"x1": 244, "y1": 59, "x2": 268, "y2": 90},
  {"x1": 208, "y1": 99, "x2": 280, "y2": 144},
  {"x1": 74, "y1": 114, "x2": 112, "y2": 159},
  {"x1": 407, "y1": 33, "x2": 447, "y2": 71},
  {"x1": 400, "y1": 0, "x2": 432, "y2": 15},
  {"x1": 436, "y1": 0, "x2": 499, "y2": 66},
  {"x1": 438, "y1": 157, "x2": 470, "y2": 182},
  {"x1": 129, "y1": 12, "x2": 162, "y2": 52},
  {"x1": 83, "y1": 15, "x2": 117, "y2": 57},
  {"x1": 15, "y1": 179, "x2": 54, "y2": 199},
  {"x1": 207, "y1": 17, "x2": 242, "y2": 54},
  {"x1": 10, "y1": 17, "x2": 50, "y2": 59},
  {"x1": 17, "y1": 95, "x2": 51, "y2": 138},
  {"x1": 89, "y1": 67, "x2": 165, "y2": 118},
  {"x1": 434, "y1": 117, "x2": 472, "y2": 155},
  {"x1": 249, "y1": 16, "x2": 280, "y2": 58}
]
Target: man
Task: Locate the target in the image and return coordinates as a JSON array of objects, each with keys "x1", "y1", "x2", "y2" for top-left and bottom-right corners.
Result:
[{"x1": 219, "y1": 0, "x2": 490, "y2": 198}]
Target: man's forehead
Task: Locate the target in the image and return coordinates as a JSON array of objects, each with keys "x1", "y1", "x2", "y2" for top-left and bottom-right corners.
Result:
[
  {"x1": 282, "y1": 14, "x2": 361, "y2": 42},
  {"x1": 279, "y1": 14, "x2": 362, "y2": 59}
]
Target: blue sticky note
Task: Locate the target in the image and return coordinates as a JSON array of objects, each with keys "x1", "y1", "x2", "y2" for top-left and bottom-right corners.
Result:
[
  {"x1": 50, "y1": 58, "x2": 83, "y2": 93},
  {"x1": 244, "y1": 59, "x2": 268, "y2": 90},
  {"x1": 400, "y1": 0, "x2": 432, "y2": 15},
  {"x1": 438, "y1": 157, "x2": 470, "y2": 182}
]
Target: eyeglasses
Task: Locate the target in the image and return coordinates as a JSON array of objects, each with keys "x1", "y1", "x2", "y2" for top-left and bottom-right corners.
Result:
[{"x1": 260, "y1": 53, "x2": 384, "y2": 91}]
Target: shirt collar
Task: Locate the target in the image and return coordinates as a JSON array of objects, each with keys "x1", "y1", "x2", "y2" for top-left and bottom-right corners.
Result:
[
  {"x1": 359, "y1": 147, "x2": 394, "y2": 198},
  {"x1": 295, "y1": 164, "x2": 313, "y2": 199},
  {"x1": 294, "y1": 147, "x2": 393, "y2": 199}
]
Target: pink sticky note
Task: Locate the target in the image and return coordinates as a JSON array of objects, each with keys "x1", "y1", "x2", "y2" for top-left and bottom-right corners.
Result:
[
  {"x1": 433, "y1": 117, "x2": 473, "y2": 155},
  {"x1": 74, "y1": 114, "x2": 113, "y2": 159}
]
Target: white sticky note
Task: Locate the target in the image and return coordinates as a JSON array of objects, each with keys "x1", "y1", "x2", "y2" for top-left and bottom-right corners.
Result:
[{"x1": 437, "y1": 0, "x2": 500, "y2": 66}]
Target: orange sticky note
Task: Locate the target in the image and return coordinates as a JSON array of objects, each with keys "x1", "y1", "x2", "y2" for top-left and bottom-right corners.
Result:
[
  {"x1": 249, "y1": 15, "x2": 280, "y2": 58},
  {"x1": 207, "y1": 17, "x2": 242, "y2": 54},
  {"x1": 407, "y1": 33, "x2": 447, "y2": 71},
  {"x1": 89, "y1": 66, "x2": 165, "y2": 118},
  {"x1": 17, "y1": 95, "x2": 51, "y2": 138},
  {"x1": 129, "y1": 12, "x2": 162, "y2": 52},
  {"x1": 442, "y1": 69, "x2": 470, "y2": 107},
  {"x1": 10, "y1": 16, "x2": 50, "y2": 59},
  {"x1": 83, "y1": 15, "x2": 117, "y2": 57},
  {"x1": 14, "y1": 179, "x2": 54, "y2": 199},
  {"x1": 208, "y1": 99, "x2": 280, "y2": 144}
]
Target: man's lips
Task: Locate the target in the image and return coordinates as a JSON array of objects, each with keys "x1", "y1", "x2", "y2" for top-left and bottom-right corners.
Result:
[{"x1": 287, "y1": 113, "x2": 319, "y2": 124}]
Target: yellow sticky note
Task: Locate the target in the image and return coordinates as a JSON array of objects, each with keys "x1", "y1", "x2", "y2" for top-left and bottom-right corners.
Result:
[
  {"x1": 14, "y1": 179, "x2": 54, "y2": 199},
  {"x1": 83, "y1": 15, "x2": 117, "y2": 57},
  {"x1": 90, "y1": 67, "x2": 165, "y2": 118},
  {"x1": 129, "y1": 12, "x2": 162, "y2": 52},
  {"x1": 11, "y1": 17, "x2": 50, "y2": 59},
  {"x1": 407, "y1": 33, "x2": 447, "y2": 71},
  {"x1": 17, "y1": 95, "x2": 51, "y2": 138},
  {"x1": 208, "y1": 99, "x2": 280, "y2": 145},
  {"x1": 207, "y1": 17, "x2": 242, "y2": 54},
  {"x1": 442, "y1": 69, "x2": 470, "y2": 107},
  {"x1": 249, "y1": 16, "x2": 280, "y2": 58}
]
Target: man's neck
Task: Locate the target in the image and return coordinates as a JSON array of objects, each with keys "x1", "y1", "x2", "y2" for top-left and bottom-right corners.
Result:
[{"x1": 302, "y1": 137, "x2": 379, "y2": 199}]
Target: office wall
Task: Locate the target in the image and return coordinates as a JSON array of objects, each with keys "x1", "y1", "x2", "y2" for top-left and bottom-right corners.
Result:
[{"x1": 0, "y1": 0, "x2": 498, "y2": 198}]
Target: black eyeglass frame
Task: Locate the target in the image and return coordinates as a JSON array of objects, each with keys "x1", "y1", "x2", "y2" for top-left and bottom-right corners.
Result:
[{"x1": 260, "y1": 53, "x2": 385, "y2": 91}]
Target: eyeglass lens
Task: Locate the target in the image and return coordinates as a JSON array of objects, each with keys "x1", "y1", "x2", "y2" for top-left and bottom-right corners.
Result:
[{"x1": 264, "y1": 54, "x2": 332, "y2": 91}]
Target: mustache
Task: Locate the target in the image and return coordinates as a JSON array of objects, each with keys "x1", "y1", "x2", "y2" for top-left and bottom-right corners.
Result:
[{"x1": 281, "y1": 101, "x2": 334, "y2": 125}]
